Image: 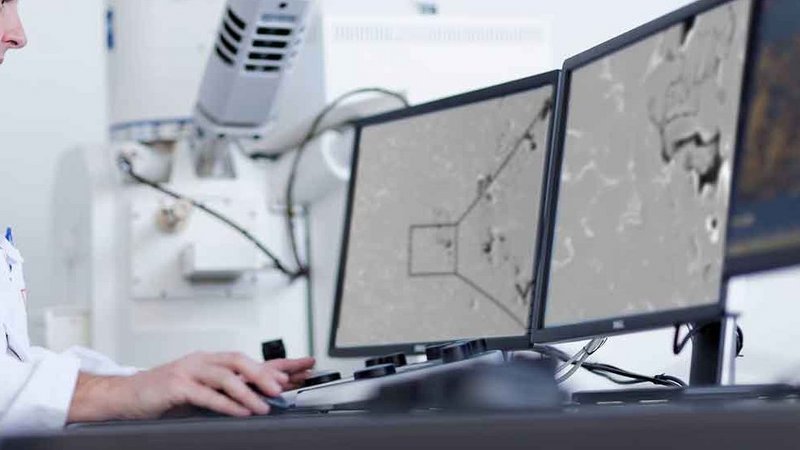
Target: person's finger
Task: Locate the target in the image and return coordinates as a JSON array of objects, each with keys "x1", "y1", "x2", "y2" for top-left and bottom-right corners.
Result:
[
  {"x1": 253, "y1": 366, "x2": 288, "y2": 396},
  {"x1": 210, "y1": 352, "x2": 265, "y2": 378},
  {"x1": 270, "y1": 369, "x2": 310, "y2": 390},
  {"x1": 266, "y1": 357, "x2": 316, "y2": 374},
  {"x1": 289, "y1": 370, "x2": 313, "y2": 385},
  {"x1": 285, "y1": 381, "x2": 306, "y2": 391},
  {"x1": 196, "y1": 366, "x2": 270, "y2": 415},
  {"x1": 211, "y1": 352, "x2": 287, "y2": 395},
  {"x1": 182, "y1": 382, "x2": 253, "y2": 417},
  {"x1": 280, "y1": 370, "x2": 319, "y2": 391}
]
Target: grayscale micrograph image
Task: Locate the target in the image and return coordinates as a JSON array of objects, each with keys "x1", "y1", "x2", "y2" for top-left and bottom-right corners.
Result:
[
  {"x1": 337, "y1": 85, "x2": 554, "y2": 347},
  {"x1": 545, "y1": 0, "x2": 752, "y2": 327}
]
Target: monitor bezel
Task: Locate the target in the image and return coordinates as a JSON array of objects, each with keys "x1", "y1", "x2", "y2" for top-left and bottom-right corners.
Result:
[
  {"x1": 531, "y1": 0, "x2": 755, "y2": 344},
  {"x1": 724, "y1": 0, "x2": 800, "y2": 277},
  {"x1": 329, "y1": 71, "x2": 561, "y2": 358}
]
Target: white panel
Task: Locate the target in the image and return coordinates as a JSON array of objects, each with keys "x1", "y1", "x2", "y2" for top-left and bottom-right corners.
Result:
[
  {"x1": 322, "y1": 16, "x2": 552, "y2": 104},
  {"x1": 129, "y1": 197, "x2": 261, "y2": 299},
  {"x1": 727, "y1": 268, "x2": 800, "y2": 384},
  {"x1": 107, "y1": 0, "x2": 227, "y2": 127},
  {"x1": 125, "y1": 278, "x2": 309, "y2": 365}
]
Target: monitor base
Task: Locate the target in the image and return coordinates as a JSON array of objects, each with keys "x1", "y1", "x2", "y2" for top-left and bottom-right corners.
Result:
[{"x1": 573, "y1": 384, "x2": 800, "y2": 406}]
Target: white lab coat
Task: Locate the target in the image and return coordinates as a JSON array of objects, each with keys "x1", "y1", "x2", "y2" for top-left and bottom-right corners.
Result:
[{"x1": 0, "y1": 234, "x2": 136, "y2": 434}]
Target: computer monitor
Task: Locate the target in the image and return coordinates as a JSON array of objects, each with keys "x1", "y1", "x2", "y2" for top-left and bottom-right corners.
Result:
[
  {"x1": 532, "y1": 0, "x2": 754, "y2": 343},
  {"x1": 330, "y1": 72, "x2": 559, "y2": 357},
  {"x1": 726, "y1": 0, "x2": 800, "y2": 275}
]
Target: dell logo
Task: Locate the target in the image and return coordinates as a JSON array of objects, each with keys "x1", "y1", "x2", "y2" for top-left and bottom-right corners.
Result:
[
  {"x1": 612, "y1": 320, "x2": 626, "y2": 330},
  {"x1": 416, "y1": 2, "x2": 439, "y2": 15}
]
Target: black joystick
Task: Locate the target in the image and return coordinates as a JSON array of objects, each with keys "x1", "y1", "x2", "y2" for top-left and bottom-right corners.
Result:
[
  {"x1": 261, "y1": 339, "x2": 286, "y2": 361},
  {"x1": 366, "y1": 352, "x2": 408, "y2": 368},
  {"x1": 354, "y1": 364, "x2": 396, "y2": 380},
  {"x1": 425, "y1": 343, "x2": 449, "y2": 361},
  {"x1": 441, "y1": 342, "x2": 473, "y2": 363},
  {"x1": 302, "y1": 371, "x2": 342, "y2": 388},
  {"x1": 465, "y1": 339, "x2": 488, "y2": 355}
]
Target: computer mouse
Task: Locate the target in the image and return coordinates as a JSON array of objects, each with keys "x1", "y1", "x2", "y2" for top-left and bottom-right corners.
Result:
[
  {"x1": 246, "y1": 383, "x2": 292, "y2": 412},
  {"x1": 262, "y1": 394, "x2": 291, "y2": 411}
]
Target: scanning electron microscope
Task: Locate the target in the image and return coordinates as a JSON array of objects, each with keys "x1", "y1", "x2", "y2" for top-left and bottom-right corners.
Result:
[{"x1": 48, "y1": 0, "x2": 552, "y2": 370}]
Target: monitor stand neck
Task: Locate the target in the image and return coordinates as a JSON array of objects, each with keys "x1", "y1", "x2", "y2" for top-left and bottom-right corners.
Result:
[{"x1": 689, "y1": 316, "x2": 738, "y2": 386}]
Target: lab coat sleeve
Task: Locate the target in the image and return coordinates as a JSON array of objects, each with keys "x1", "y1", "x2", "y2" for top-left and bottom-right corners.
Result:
[
  {"x1": 0, "y1": 351, "x2": 80, "y2": 435},
  {"x1": 28, "y1": 346, "x2": 139, "y2": 377},
  {"x1": 58, "y1": 346, "x2": 140, "y2": 377}
]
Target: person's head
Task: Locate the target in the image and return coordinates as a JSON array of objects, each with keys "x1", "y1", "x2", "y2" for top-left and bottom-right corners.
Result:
[{"x1": 0, "y1": 0, "x2": 27, "y2": 66}]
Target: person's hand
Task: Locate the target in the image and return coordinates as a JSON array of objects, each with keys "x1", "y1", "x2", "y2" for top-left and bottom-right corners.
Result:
[{"x1": 68, "y1": 352, "x2": 316, "y2": 422}]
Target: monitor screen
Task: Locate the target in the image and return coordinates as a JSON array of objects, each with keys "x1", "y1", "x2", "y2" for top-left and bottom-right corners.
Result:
[
  {"x1": 535, "y1": 0, "x2": 752, "y2": 340},
  {"x1": 331, "y1": 73, "x2": 558, "y2": 356},
  {"x1": 727, "y1": 0, "x2": 800, "y2": 274}
]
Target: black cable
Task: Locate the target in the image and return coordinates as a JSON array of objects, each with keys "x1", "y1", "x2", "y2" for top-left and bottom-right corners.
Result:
[
  {"x1": 736, "y1": 325, "x2": 744, "y2": 356},
  {"x1": 672, "y1": 324, "x2": 698, "y2": 355},
  {"x1": 673, "y1": 323, "x2": 746, "y2": 357},
  {"x1": 583, "y1": 368, "x2": 660, "y2": 386},
  {"x1": 246, "y1": 88, "x2": 411, "y2": 161},
  {"x1": 246, "y1": 126, "x2": 345, "y2": 160},
  {"x1": 656, "y1": 374, "x2": 689, "y2": 387},
  {"x1": 588, "y1": 365, "x2": 684, "y2": 388},
  {"x1": 533, "y1": 344, "x2": 687, "y2": 388},
  {"x1": 117, "y1": 155, "x2": 301, "y2": 280},
  {"x1": 275, "y1": 87, "x2": 411, "y2": 273},
  {"x1": 583, "y1": 362, "x2": 687, "y2": 388}
]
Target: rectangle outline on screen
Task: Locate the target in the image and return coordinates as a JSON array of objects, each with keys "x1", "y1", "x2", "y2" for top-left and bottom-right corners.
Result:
[
  {"x1": 329, "y1": 70, "x2": 561, "y2": 358},
  {"x1": 530, "y1": 0, "x2": 757, "y2": 344}
]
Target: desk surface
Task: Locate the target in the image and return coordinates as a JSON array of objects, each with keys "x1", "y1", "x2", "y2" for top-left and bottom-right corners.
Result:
[{"x1": 4, "y1": 402, "x2": 800, "y2": 450}]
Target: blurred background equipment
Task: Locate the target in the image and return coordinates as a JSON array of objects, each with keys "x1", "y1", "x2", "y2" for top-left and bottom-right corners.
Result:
[{"x1": 50, "y1": 0, "x2": 553, "y2": 369}]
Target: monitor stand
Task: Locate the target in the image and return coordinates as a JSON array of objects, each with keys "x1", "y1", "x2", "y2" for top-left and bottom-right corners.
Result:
[{"x1": 689, "y1": 315, "x2": 739, "y2": 386}]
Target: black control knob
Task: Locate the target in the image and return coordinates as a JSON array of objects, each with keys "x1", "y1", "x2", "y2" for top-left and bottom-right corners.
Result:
[
  {"x1": 261, "y1": 339, "x2": 286, "y2": 361},
  {"x1": 465, "y1": 339, "x2": 488, "y2": 355},
  {"x1": 302, "y1": 371, "x2": 342, "y2": 388},
  {"x1": 366, "y1": 352, "x2": 408, "y2": 368},
  {"x1": 354, "y1": 364, "x2": 396, "y2": 380},
  {"x1": 441, "y1": 342, "x2": 473, "y2": 363},
  {"x1": 425, "y1": 343, "x2": 449, "y2": 361}
]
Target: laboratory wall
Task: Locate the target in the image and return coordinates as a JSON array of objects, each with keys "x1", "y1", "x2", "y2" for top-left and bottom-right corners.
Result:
[
  {"x1": 0, "y1": 0, "x2": 109, "y2": 343},
  {"x1": 543, "y1": 0, "x2": 691, "y2": 68}
]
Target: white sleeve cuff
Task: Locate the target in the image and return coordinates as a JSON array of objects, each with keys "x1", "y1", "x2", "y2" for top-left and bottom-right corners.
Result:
[
  {"x1": 60, "y1": 346, "x2": 140, "y2": 377},
  {"x1": 0, "y1": 352, "x2": 81, "y2": 435}
]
